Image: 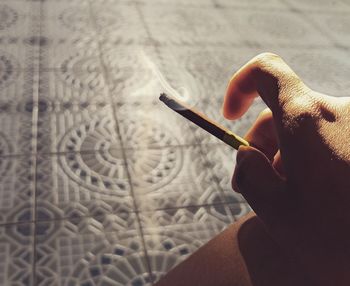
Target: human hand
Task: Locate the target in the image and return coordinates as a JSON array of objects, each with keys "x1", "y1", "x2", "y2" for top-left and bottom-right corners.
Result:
[{"x1": 223, "y1": 53, "x2": 350, "y2": 285}]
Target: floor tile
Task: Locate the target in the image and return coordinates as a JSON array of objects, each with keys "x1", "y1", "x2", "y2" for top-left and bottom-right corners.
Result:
[
  {"x1": 0, "y1": 155, "x2": 35, "y2": 224},
  {"x1": 128, "y1": 145, "x2": 226, "y2": 211},
  {"x1": 116, "y1": 102, "x2": 199, "y2": 149},
  {"x1": 0, "y1": 1, "x2": 41, "y2": 38},
  {"x1": 139, "y1": 205, "x2": 234, "y2": 283},
  {"x1": 34, "y1": 214, "x2": 148, "y2": 285},
  {"x1": 39, "y1": 1, "x2": 100, "y2": 70},
  {"x1": 214, "y1": 0, "x2": 288, "y2": 9},
  {"x1": 36, "y1": 71, "x2": 113, "y2": 153},
  {"x1": 308, "y1": 12, "x2": 350, "y2": 48},
  {"x1": 140, "y1": 5, "x2": 243, "y2": 46},
  {"x1": 99, "y1": 45, "x2": 157, "y2": 102},
  {"x1": 36, "y1": 104, "x2": 118, "y2": 153},
  {"x1": 0, "y1": 64, "x2": 37, "y2": 155},
  {"x1": 227, "y1": 203, "x2": 252, "y2": 220},
  {"x1": 0, "y1": 39, "x2": 39, "y2": 74},
  {"x1": 135, "y1": 0, "x2": 214, "y2": 6},
  {"x1": 38, "y1": 66, "x2": 109, "y2": 101},
  {"x1": 0, "y1": 1, "x2": 41, "y2": 68},
  {"x1": 39, "y1": 36, "x2": 101, "y2": 72},
  {"x1": 0, "y1": 222, "x2": 34, "y2": 285},
  {"x1": 277, "y1": 47, "x2": 350, "y2": 97},
  {"x1": 152, "y1": 46, "x2": 222, "y2": 104},
  {"x1": 283, "y1": 0, "x2": 350, "y2": 12},
  {"x1": 35, "y1": 152, "x2": 133, "y2": 220},
  {"x1": 225, "y1": 8, "x2": 332, "y2": 48},
  {"x1": 92, "y1": 1, "x2": 151, "y2": 45},
  {"x1": 199, "y1": 143, "x2": 246, "y2": 204}
]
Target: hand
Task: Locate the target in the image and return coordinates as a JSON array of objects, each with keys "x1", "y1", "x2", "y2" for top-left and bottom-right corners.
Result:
[{"x1": 223, "y1": 53, "x2": 350, "y2": 285}]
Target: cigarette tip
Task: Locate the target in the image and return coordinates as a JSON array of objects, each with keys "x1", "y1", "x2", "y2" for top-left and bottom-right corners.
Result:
[{"x1": 159, "y1": 93, "x2": 167, "y2": 102}]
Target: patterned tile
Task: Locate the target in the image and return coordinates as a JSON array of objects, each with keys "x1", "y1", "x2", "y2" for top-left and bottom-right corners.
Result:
[
  {"x1": 36, "y1": 71, "x2": 113, "y2": 153},
  {"x1": 38, "y1": 36, "x2": 101, "y2": 71},
  {"x1": 0, "y1": 67, "x2": 36, "y2": 155},
  {"x1": 200, "y1": 143, "x2": 246, "y2": 204},
  {"x1": 34, "y1": 214, "x2": 148, "y2": 285},
  {"x1": 99, "y1": 45, "x2": 157, "y2": 103},
  {"x1": 213, "y1": 0, "x2": 288, "y2": 9},
  {"x1": 283, "y1": 0, "x2": 350, "y2": 12},
  {"x1": 277, "y1": 48, "x2": 350, "y2": 97},
  {"x1": 134, "y1": 0, "x2": 214, "y2": 6},
  {"x1": 40, "y1": 1, "x2": 100, "y2": 69},
  {"x1": 0, "y1": 155, "x2": 35, "y2": 224},
  {"x1": 92, "y1": 1, "x2": 151, "y2": 45},
  {"x1": 116, "y1": 102, "x2": 199, "y2": 149},
  {"x1": 35, "y1": 152, "x2": 133, "y2": 220},
  {"x1": 0, "y1": 1, "x2": 41, "y2": 38},
  {"x1": 138, "y1": 205, "x2": 235, "y2": 283},
  {"x1": 225, "y1": 8, "x2": 332, "y2": 48},
  {"x1": 228, "y1": 203, "x2": 252, "y2": 220},
  {"x1": 0, "y1": 1, "x2": 41, "y2": 69},
  {"x1": 36, "y1": 104, "x2": 118, "y2": 154},
  {"x1": 140, "y1": 5, "x2": 243, "y2": 46},
  {"x1": 38, "y1": 65, "x2": 109, "y2": 101},
  {"x1": 153, "y1": 46, "x2": 222, "y2": 103},
  {"x1": 0, "y1": 222, "x2": 34, "y2": 286},
  {"x1": 308, "y1": 12, "x2": 350, "y2": 48},
  {"x1": 127, "y1": 145, "x2": 226, "y2": 211}
]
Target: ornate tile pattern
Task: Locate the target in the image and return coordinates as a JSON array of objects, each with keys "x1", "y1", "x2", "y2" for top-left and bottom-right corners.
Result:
[
  {"x1": 0, "y1": 0, "x2": 347, "y2": 284},
  {"x1": 276, "y1": 48, "x2": 350, "y2": 97},
  {"x1": 129, "y1": 145, "x2": 226, "y2": 211},
  {"x1": 225, "y1": 9, "x2": 332, "y2": 48},
  {"x1": 35, "y1": 214, "x2": 144, "y2": 286},
  {"x1": 0, "y1": 156, "x2": 35, "y2": 224},
  {"x1": 0, "y1": 60, "x2": 36, "y2": 156},
  {"x1": 283, "y1": 0, "x2": 350, "y2": 12},
  {"x1": 0, "y1": 222, "x2": 34, "y2": 286},
  {"x1": 140, "y1": 5, "x2": 244, "y2": 46},
  {"x1": 36, "y1": 152, "x2": 133, "y2": 220},
  {"x1": 138, "y1": 205, "x2": 235, "y2": 283},
  {"x1": 199, "y1": 143, "x2": 246, "y2": 204}
]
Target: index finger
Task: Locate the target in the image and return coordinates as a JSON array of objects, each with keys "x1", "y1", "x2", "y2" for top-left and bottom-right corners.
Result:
[{"x1": 222, "y1": 53, "x2": 305, "y2": 122}]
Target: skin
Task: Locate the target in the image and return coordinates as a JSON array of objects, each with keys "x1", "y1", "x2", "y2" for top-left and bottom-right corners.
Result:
[
  {"x1": 225, "y1": 53, "x2": 350, "y2": 286},
  {"x1": 155, "y1": 53, "x2": 350, "y2": 286}
]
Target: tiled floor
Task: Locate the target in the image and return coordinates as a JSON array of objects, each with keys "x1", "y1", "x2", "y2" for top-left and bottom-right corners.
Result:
[{"x1": 0, "y1": 0, "x2": 349, "y2": 284}]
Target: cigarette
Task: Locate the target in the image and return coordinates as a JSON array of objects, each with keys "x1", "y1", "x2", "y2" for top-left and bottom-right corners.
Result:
[{"x1": 159, "y1": 93, "x2": 249, "y2": 150}]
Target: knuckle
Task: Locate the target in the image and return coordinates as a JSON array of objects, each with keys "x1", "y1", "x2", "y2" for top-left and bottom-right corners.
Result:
[
  {"x1": 282, "y1": 96, "x2": 318, "y2": 129},
  {"x1": 248, "y1": 53, "x2": 284, "y2": 82},
  {"x1": 254, "y1": 52, "x2": 281, "y2": 64}
]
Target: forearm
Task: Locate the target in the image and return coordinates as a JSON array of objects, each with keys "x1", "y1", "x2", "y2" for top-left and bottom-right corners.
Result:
[{"x1": 156, "y1": 213, "x2": 311, "y2": 286}]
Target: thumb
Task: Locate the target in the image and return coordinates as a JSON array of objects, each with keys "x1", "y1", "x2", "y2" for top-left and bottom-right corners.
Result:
[{"x1": 233, "y1": 146, "x2": 287, "y2": 222}]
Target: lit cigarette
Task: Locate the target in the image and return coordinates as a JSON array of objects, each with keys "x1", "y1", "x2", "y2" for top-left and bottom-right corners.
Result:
[{"x1": 159, "y1": 93, "x2": 249, "y2": 150}]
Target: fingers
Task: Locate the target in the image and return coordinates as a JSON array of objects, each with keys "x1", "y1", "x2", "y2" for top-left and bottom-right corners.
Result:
[
  {"x1": 223, "y1": 53, "x2": 306, "y2": 125},
  {"x1": 244, "y1": 108, "x2": 278, "y2": 161},
  {"x1": 232, "y1": 146, "x2": 286, "y2": 222}
]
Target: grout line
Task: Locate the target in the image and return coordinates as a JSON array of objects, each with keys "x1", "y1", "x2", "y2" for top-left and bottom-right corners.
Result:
[
  {"x1": 0, "y1": 141, "x2": 231, "y2": 159},
  {"x1": 123, "y1": 5, "x2": 175, "y2": 283},
  {"x1": 0, "y1": 201, "x2": 247, "y2": 227},
  {"x1": 31, "y1": 1, "x2": 45, "y2": 284}
]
